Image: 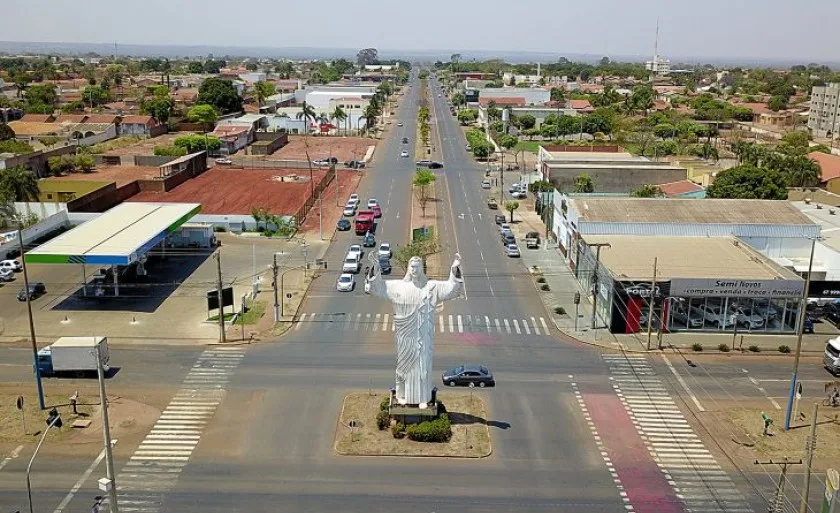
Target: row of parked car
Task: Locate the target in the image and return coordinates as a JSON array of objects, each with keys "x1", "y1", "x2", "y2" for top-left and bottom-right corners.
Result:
[{"x1": 336, "y1": 193, "x2": 392, "y2": 292}]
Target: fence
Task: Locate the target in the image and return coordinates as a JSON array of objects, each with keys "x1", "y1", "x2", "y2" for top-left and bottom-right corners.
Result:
[{"x1": 293, "y1": 166, "x2": 336, "y2": 226}]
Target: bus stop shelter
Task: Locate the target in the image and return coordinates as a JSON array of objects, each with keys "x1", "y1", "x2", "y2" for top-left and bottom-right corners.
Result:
[{"x1": 25, "y1": 202, "x2": 201, "y2": 296}]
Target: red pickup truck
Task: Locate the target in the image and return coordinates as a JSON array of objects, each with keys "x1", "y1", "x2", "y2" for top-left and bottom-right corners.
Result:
[{"x1": 355, "y1": 211, "x2": 375, "y2": 234}]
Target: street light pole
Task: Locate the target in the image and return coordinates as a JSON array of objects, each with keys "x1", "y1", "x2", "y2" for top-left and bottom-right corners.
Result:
[
  {"x1": 785, "y1": 236, "x2": 818, "y2": 431},
  {"x1": 95, "y1": 343, "x2": 119, "y2": 513},
  {"x1": 18, "y1": 224, "x2": 45, "y2": 410},
  {"x1": 26, "y1": 411, "x2": 62, "y2": 513}
]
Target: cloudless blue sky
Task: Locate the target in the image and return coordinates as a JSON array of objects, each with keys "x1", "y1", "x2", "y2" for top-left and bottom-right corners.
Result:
[{"x1": 5, "y1": 0, "x2": 840, "y2": 62}]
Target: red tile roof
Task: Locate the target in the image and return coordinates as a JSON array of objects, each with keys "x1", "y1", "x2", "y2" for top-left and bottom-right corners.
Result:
[
  {"x1": 809, "y1": 151, "x2": 840, "y2": 183},
  {"x1": 20, "y1": 114, "x2": 54, "y2": 122},
  {"x1": 54, "y1": 114, "x2": 88, "y2": 124},
  {"x1": 85, "y1": 115, "x2": 119, "y2": 124},
  {"x1": 479, "y1": 97, "x2": 526, "y2": 107},
  {"x1": 569, "y1": 99, "x2": 594, "y2": 111},
  {"x1": 120, "y1": 115, "x2": 155, "y2": 126},
  {"x1": 656, "y1": 180, "x2": 705, "y2": 196}
]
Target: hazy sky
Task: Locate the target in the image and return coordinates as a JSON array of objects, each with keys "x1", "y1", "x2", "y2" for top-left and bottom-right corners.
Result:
[{"x1": 5, "y1": 0, "x2": 840, "y2": 62}]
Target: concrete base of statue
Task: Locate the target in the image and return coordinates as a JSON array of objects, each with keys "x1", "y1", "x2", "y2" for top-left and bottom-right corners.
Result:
[{"x1": 388, "y1": 387, "x2": 439, "y2": 424}]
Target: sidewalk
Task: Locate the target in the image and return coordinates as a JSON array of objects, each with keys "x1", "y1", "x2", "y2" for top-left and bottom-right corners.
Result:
[{"x1": 512, "y1": 202, "x2": 835, "y2": 355}]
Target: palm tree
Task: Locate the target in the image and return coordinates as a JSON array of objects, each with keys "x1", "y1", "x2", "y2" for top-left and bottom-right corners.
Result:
[
  {"x1": 331, "y1": 106, "x2": 347, "y2": 136},
  {"x1": 0, "y1": 165, "x2": 40, "y2": 202},
  {"x1": 296, "y1": 101, "x2": 316, "y2": 135},
  {"x1": 362, "y1": 104, "x2": 379, "y2": 134}
]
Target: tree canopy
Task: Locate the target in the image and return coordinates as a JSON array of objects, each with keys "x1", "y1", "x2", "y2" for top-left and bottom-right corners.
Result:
[
  {"x1": 197, "y1": 77, "x2": 242, "y2": 114},
  {"x1": 706, "y1": 165, "x2": 788, "y2": 200}
]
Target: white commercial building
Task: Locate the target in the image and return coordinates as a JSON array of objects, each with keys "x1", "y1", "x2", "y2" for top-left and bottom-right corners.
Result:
[{"x1": 295, "y1": 85, "x2": 378, "y2": 110}]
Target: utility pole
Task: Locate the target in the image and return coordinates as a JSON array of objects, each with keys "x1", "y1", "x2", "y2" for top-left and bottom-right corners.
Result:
[
  {"x1": 800, "y1": 403, "x2": 819, "y2": 513},
  {"x1": 646, "y1": 257, "x2": 658, "y2": 350},
  {"x1": 589, "y1": 243, "x2": 611, "y2": 329},
  {"x1": 272, "y1": 253, "x2": 280, "y2": 322},
  {"x1": 214, "y1": 251, "x2": 226, "y2": 344},
  {"x1": 18, "y1": 224, "x2": 45, "y2": 410},
  {"x1": 756, "y1": 457, "x2": 802, "y2": 513},
  {"x1": 95, "y1": 343, "x2": 119, "y2": 513},
  {"x1": 786, "y1": 236, "x2": 819, "y2": 430}
]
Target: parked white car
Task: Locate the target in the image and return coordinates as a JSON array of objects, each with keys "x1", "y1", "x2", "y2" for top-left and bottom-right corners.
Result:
[
  {"x1": 378, "y1": 243, "x2": 391, "y2": 259},
  {"x1": 505, "y1": 244, "x2": 521, "y2": 257},
  {"x1": 0, "y1": 260, "x2": 22, "y2": 272},
  {"x1": 336, "y1": 273, "x2": 355, "y2": 292},
  {"x1": 342, "y1": 205, "x2": 357, "y2": 217},
  {"x1": 347, "y1": 245, "x2": 363, "y2": 260},
  {"x1": 730, "y1": 307, "x2": 765, "y2": 329},
  {"x1": 342, "y1": 255, "x2": 361, "y2": 274},
  {"x1": 481, "y1": 180, "x2": 491, "y2": 189},
  {"x1": 367, "y1": 199, "x2": 378, "y2": 209},
  {"x1": 498, "y1": 223, "x2": 511, "y2": 234},
  {"x1": 697, "y1": 305, "x2": 734, "y2": 328},
  {"x1": 348, "y1": 193, "x2": 359, "y2": 204},
  {"x1": 0, "y1": 268, "x2": 14, "y2": 282}
]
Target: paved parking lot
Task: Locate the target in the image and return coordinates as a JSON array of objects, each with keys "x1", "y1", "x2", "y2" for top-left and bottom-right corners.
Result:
[{"x1": 0, "y1": 233, "x2": 310, "y2": 346}]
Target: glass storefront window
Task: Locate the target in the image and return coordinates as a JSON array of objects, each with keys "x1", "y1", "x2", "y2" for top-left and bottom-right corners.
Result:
[{"x1": 662, "y1": 296, "x2": 800, "y2": 335}]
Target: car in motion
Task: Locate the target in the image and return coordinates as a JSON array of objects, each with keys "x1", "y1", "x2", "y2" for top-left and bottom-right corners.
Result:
[
  {"x1": 371, "y1": 204, "x2": 382, "y2": 218},
  {"x1": 481, "y1": 179, "x2": 491, "y2": 189},
  {"x1": 336, "y1": 219, "x2": 351, "y2": 231},
  {"x1": 415, "y1": 160, "x2": 443, "y2": 169},
  {"x1": 347, "y1": 244, "x2": 363, "y2": 260},
  {"x1": 378, "y1": 242, "x2": 392, "y2": 258},
  {"x1": 505, "y1": 244, "x2": 521, "y2": 257},
  {"x1": 363, "y1": 232, "x2": 376, "y2": 248},
  {"x1": 215, "y1": 157, "x2": 232, "y2": 165},
  {"x1": 400, "y1": 150, "x2": 409, "y2": 158},
  {"x1": 397, "y1": 122, "x2": 403, "y2": 127},
  {"x1": 342, "y1": 204, "x2": 356, "y2": 217},
  {"x1": 367, "y1": 199, "x2": 378, "y2": 209},
  {"x1": 442, "y1": 365, "x2": 495, "y2": 388},
  {"x1": 377, "y1": 255, "x2": 392, "y2": 274},
  {"x1": 18, "y1": 282, "x2": 46, "y2": 301},
  {"x1": 402, "y1": 137, "x2": 409, "y2": 144},
  {"x1": 342, "y1": 255, "x2": 361, "y2": 274},
  {"x1": 336, "y1": 273, "x2": 355, "y2": 292}
]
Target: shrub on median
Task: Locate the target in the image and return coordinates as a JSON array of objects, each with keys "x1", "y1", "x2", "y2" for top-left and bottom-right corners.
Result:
[
  {"x1": 718, "y1": 343, "x2": 730, "y2": 353},
  {"x1": 778, "y1": 345, "x2": 791, "y2": 354},
  {"x1": 691, "y1": 343, "x2": 703, "y2": 352},
  {"x1": 554, "y1": 306, "x2": 566, "y2": 315},
  {"x1": 540, "y1": 284, "x2": 551, "y2": 291},
  {"x1": 406, "y1": 414, "x2": 452, "y2": 443},
  {"x1": 748, "y1": 345, "x2": 760, "y2": 353}
]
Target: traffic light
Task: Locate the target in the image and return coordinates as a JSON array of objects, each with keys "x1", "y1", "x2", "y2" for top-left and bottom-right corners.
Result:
[{"x1": 46, "y1": 407, "x2": 62, "y2": 428}]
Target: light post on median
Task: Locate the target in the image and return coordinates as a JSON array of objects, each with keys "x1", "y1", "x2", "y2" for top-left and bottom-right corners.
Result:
[
  {"x1": 27, "y1": 409, "x2": 62, "y2": 513},
  {"x1": 784, "y1": 235, "x2": 821, "y2": 431},
  {"x1": 18, "y1": 224, "x2": 45, "y2": 410}
]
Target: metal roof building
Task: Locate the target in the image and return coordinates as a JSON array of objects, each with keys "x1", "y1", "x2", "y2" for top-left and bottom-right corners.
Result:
[{"x1": 25, "y1": 202, "x2": 201, "y2": 266}]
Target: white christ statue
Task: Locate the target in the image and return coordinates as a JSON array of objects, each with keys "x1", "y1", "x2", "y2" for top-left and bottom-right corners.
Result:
[{"x1": 366, "y1": 253, "x2": 464, "y2": 407}]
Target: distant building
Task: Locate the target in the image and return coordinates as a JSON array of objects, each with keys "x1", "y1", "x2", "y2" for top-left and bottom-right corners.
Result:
[{"x1": 808, "y1": 83, "x2": 840, "y2": 138}]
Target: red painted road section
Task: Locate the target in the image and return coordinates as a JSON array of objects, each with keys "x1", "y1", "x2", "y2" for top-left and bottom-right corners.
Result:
[{"x1": 582, "y1": 389, "x2": 686, "y2": 513}]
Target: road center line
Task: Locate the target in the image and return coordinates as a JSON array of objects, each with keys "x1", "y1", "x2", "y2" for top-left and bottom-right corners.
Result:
[{"x1": 0, "y1": 444, "x2": 23, "y2": 471}]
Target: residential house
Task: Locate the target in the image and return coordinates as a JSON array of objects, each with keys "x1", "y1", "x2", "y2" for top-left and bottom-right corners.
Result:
[
  {"x1": 656, "y1": 180, "x2": 706, "y2": 198},
  {"x1": 809, "y1": 151, "x2": 840, "y2": 194},
  {"x1": 568, "y1": 99, "x2": 595, "y2": 114},
  {"x1": 211, "y1": 125, "x2": 252, "y2": 154},
  {"x1": 119, "y1": 115, "x2": 165, "y2": 137},
  {"x1": 20, "y1": 114, "x2": 55, "y2": 123},
  {"x1": 103, "y1": 99, "x2": 141, "y2": 115}
]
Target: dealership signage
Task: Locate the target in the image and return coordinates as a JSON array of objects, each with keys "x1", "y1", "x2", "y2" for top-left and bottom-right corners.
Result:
[
  {"x1": 670, "y1": 278, "x2": 804, "y2": 298},
  {"x1": 808, "y1": 281, "x2": 840, "y2": 298}
]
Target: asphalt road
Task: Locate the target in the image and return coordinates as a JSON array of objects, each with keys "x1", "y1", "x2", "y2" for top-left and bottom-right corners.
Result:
[{"x1": 2, "y1": 72, "x2": 820, "y2": 513}]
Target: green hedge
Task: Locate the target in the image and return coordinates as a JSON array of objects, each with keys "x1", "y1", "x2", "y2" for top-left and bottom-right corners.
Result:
[{"x1": 406, "y1": 413, "x2": 452, "y2": 443}]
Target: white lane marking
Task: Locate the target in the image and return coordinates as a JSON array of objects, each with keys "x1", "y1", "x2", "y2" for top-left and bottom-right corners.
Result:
[
  {"x1": 295, "y1": 313, "x2": 306, "y2": 330},
  {"x1": 495, "y1": 318, "x2": 501, "y2": 333},
  {"x1": 530, "y1": 317, "x2": 540, "y2": 335},
  {"x1": 382, "y1": 313, "x2": 389, "y2": 331},
  {"x1": 354, "y1": 313, "x2": 361, "y2": 330},
  {"x1": 0, "y1": 444, "x2": 23, "y2": 471},
  {"x1": 485, "y1": 316, "x2": 491, "y2": 333},
  {"x1": 457, "y1": 315, "x2": 464, "y2": 333},
  {"x1": 439, "y1": 315, "x2": 444, "y2": 333},
  {"x1": 52, "y1": 447, "x2": 108, "y2": 513},
  {"x1": 661, "y1": 355, "x2": 706, "y2": 412},
  {"x1": 513, "y1": 320, "x2": 521, "y2": 334},
  {"x1": 521, "y1": 320, "x2": 531, "y2": 335},
  {"x1": 373, "y1": 313, "x2": 380, "y2": 332},
  {"x1": 449, "y1": 315, "x2": 454, "y2": 333},
  {"x1": 504, "y1": 319, "x2": 511, "y2": 334},
  {"x1": 365, "y1": 313, "x2": 372, "y2": 331}
]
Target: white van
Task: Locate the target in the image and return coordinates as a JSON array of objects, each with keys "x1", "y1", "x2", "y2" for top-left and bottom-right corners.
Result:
[{"x1": 824, "y1": 337, "x2": 840, "y2": 375}]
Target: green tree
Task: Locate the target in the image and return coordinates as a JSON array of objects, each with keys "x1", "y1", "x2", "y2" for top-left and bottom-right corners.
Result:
[
  {"x1": 768, "y1": 95, "x2": 788, "y2": 112},
  {"x1": 457, "y1": 109, "x2": 476, "y2": 125},
  {"x1": 0, "y1": 165, "x2": 40, "y2": 201},
  {"x1": 187, "y1": 61, "x2": 204, "y2": 73},
  {"x1": 245, "y1": 62, "x2": 258, "y2": 72},
  {"x1": 550, "y1": 87, "x2": 565, "y2": 103},
  {"x1": 203, "y1": 60, "x2": 223, "y2": 74},
  {"x1": 498, "y1": 134, "x2": 518, "y2": 151},
  {"x1": 296, "y1": 101, "x2": 317, "y2": 134},
  {"x1": 518, "y1": 114, "x2": 536, "y2": 130},
  {"x1": 0, "y1": 124, "x2": 14, "y2": 141},
  {"x1": 331, "y1": 105, "x2": 347, "y2": 135},
  {"x1": 811, "y1": 144, "x2": 832, "y2": 154},
  {"x1": 142, "y1": 96, "x2": 174, "y2": 124},
  {"x1": 573, "y1": 173, "x2": 595, "y2": 193},
  {"x1": 627, "y1": 85, "x2": 654, "y2": 115},
  {"x1": 187, "y1": 105, "x2": 219, "y2": 153},
  {"x1": 82, "y1": 85, "x2": 109, "y2": 107},
  {"x1": 451, "y1": 92, "x2": 465, "y2": 107},
  {"x1": 581, "y1": 113, "x2": 612, "y2": 135},
  {"x1": 0, "y1": 140, "x2": 34, "y2": 155},
  {"x1": 777, "y1": 130, "x2": 810, "y2": 156},
  {"x1": 153, "y1": 145, "x2": 188, "y2": 157},
  {"x1": 362, "y1": 103, "x2": 379, "y2": 133},
  {"x1": 75, "y1": 154, "x2": 95, "y2": 172},
  {"x1": 356, "y1": 48, "x2": 379, "y2": 66},
  {"x1": 505, "y1": 200, "x2": 520, "y2": 223},
  {"x1": 630, "y1": 184, "x2": 661, "y2": 197},
  {"x1": 253, "y1": 81, "x2": 276, "y2": 109},
  {"x1": 784, "y1": 155, "x2": 821, "y2": 187},
  {"x1": 174, "y1": 134, "x2": 221, "y2": 153},
  {"x1": 707, "y1": 165, "x2": 787, "y2": 200},
  {"x1": 413, "y1": 169, "x2": 436, "y2": 217},
  {"x1": 196, "y1": 77, "x2": 243, "y2": 114},
  {"x1": 25, "y1": 83, "x2": 57, "y2": 108},
  {"x1": 653, "y1": 123, "x2": 676, "y2": 139}
]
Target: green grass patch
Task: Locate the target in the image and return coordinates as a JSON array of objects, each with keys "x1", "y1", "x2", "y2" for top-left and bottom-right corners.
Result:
[
  {"x1": 234, "y1": 299, "x2": 266, "y2": 326},
  {"x1": 515, "y1": 140, "x2": 545, "y2": 153},
  {"x1": 88, "y1": 136, "x2": 143, "y2": 154},
  {"x1": 207, "y1": 312, "x2": 237, "y2": 322}
]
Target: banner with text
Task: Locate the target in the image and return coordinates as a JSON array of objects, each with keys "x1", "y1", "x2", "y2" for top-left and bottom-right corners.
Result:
[{"x1": 669, "y1": 278, "x2": 804, "y2": 298}]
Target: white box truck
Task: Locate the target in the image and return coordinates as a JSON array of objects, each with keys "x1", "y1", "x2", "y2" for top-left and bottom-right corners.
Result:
[{"x1": 37, "y1": 337, "x2": 109, "y2": 377}]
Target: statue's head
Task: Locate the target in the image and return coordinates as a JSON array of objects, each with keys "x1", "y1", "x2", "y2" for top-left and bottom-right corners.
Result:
[{"x1": 403, "y1": 256, "x2": 427, "y2": 286}]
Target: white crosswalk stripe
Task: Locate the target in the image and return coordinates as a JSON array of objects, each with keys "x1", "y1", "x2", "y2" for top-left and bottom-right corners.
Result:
[
  {"x1": 102, "y1": 347, "x2": 246, "y2": 513},
  {"x1": 602, "y1": 355, "x2": 752, "y2": 513},
  {"x1": 293, "y1": 313, "x2": 553, "y2": 336}
]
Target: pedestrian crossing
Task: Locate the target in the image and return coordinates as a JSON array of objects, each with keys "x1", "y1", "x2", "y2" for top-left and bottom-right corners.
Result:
[
  {"x1": 103, "y1": 347, "x2": 246, "y2": 513},
  {"x1": 293, "y1": 312, "x2": 553, "y2": 336},
  {"x1": 602, "y1": 354, "x2": 753, "y2": 513}
]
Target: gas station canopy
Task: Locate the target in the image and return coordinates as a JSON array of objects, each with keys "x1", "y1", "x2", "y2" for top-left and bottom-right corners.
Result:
[{"x1": 25, "y1": 202, "x2": 201, "y2": 266}]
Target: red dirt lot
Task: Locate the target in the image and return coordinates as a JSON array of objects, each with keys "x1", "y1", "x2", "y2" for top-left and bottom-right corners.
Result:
[
  {"x1": 128, "y1": 167, "x2": 326, "y2": 215},
  {"x1": 299, "y1": 169, "x2": 363, "y2": 234},
  {"x1": 52, "y1": 165, "x2": 162, "y2": 187},
  {"x1": 267, "y1": 135, "x2": 372, "y2": 163}
]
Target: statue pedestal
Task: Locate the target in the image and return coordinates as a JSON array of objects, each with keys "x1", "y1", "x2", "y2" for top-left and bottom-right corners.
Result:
[{"x1": 388, "y1": 388, "x2": 439, "y2": 425}]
